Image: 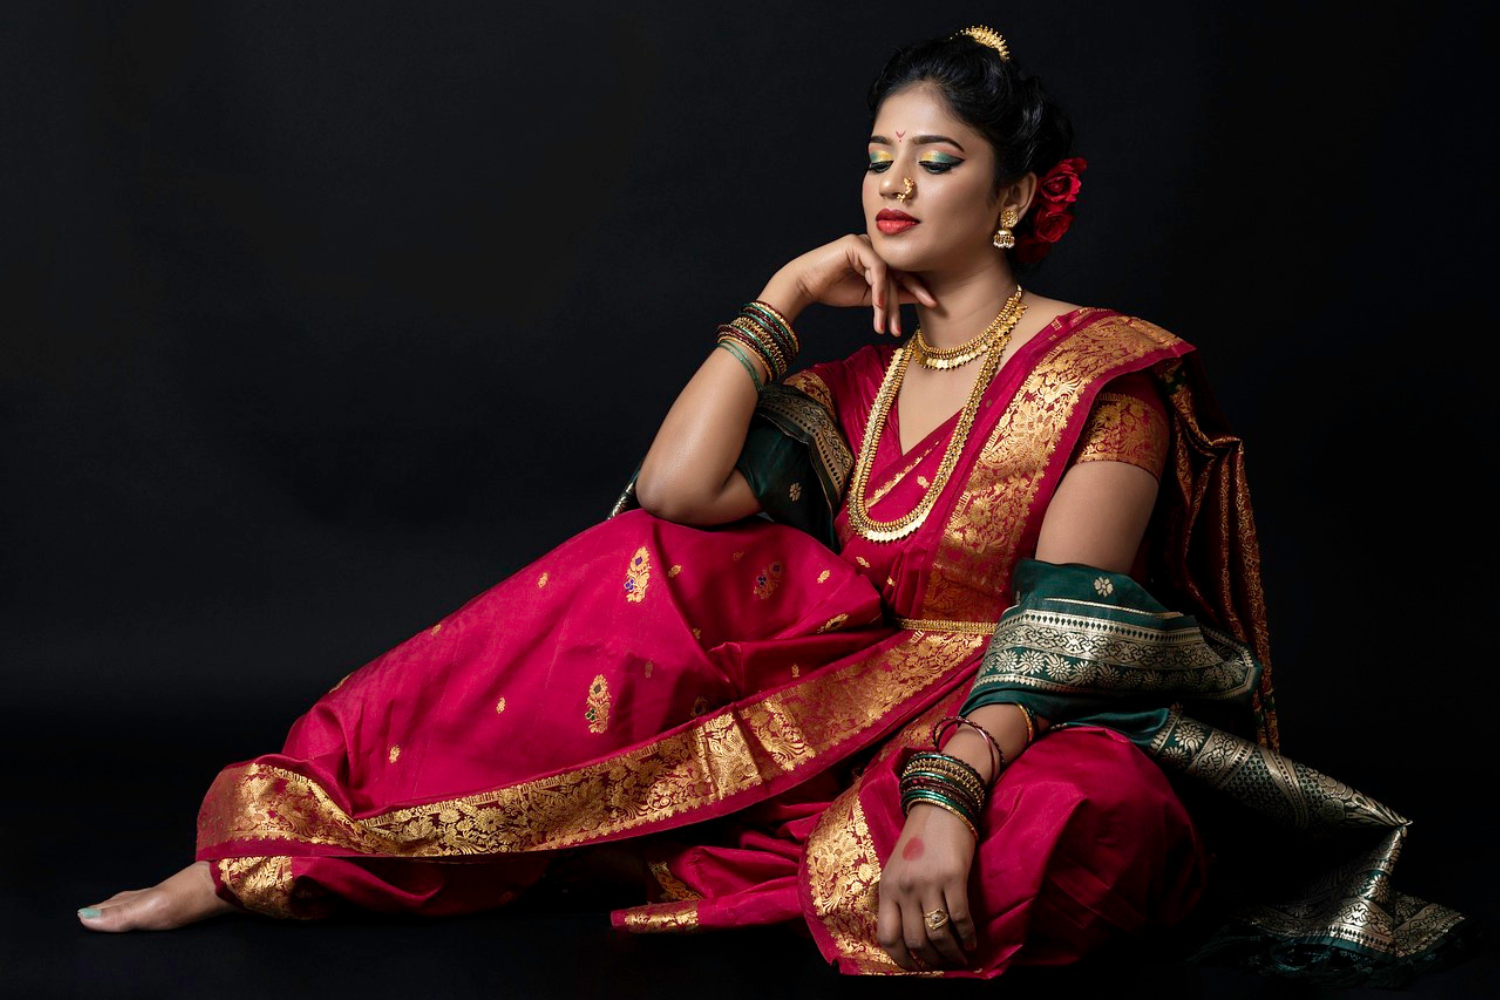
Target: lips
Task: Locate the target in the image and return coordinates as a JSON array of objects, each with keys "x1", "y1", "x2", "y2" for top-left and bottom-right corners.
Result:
[{"x1": 875, "y1": 208, "x2": 919, "y2": 235}]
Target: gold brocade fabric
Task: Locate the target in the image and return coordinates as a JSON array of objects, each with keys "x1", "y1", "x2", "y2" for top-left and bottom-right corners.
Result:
[
  {"x1": 197, "y1": 631, "x2": 985, "y2": 858},
  {"x1": 1072, "y1": 389, "x2": 1169, "y2": 479}
]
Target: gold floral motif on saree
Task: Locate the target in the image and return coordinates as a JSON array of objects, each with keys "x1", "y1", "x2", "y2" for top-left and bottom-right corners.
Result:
[
  {"x1": 920, "y1": 312, "x2": 1181, "y2": 626},
  {"x1": 752, "y1": 561, "x2": 783, "y2": 600},
  {"x1": 648, "y1": 860, "x2": 702, "y2": 902},
  {"x1": 617, "y1": 900, "x2": 702, "y2": 932},
  {"x1": 868, "y1": 444, "x2": 937, "y2": 507},
  {"x1": 816, "y1": 613, "x2": 849, "y2": 633},
  {"x1": 537, "y1": 571, "x2": 549, "y2": 588},
  {"x1": 215, "y1": 856, "x2": 332, "y2": 921},
  {"x1": 623, "y1": 547, "x2": 650, "y2": 603},
  {"x1": 196, "y1": 632, "x2": 983, "y2": 858},
  {"x1": 1072, "y1": 390, "x2": 1168, "y2": 479},
  {"x1": 585, "y1": 675, "x2": 611, "y2": 734}
]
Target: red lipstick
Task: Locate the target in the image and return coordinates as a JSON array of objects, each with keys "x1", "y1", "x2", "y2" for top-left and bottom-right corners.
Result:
[{"x1": 875, "y1": 208, "x2": 919, "y2": 235}]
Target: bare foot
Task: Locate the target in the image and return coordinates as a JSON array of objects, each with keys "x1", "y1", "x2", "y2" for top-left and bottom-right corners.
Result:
[{"x1": 77, "y1": 860, "x2": 239, "y2": 932}]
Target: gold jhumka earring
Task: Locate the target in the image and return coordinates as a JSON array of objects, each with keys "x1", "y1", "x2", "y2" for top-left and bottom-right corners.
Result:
[
  {"x1": 894, "y1": 176, "x2": 915, "y2": 202},
  {"x1": 992, "y1": 206, "x2": 1019, "y2": 249}
]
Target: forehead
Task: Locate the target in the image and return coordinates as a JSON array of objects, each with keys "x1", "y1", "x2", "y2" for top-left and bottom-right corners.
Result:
[{"x1": 870, "y1": 84, "x2": 976, "y2": 144}]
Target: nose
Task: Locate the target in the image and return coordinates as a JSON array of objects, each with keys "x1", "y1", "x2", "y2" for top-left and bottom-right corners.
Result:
[{"x1": 883, "y1": 173, "x2": 915, "y2": 203}]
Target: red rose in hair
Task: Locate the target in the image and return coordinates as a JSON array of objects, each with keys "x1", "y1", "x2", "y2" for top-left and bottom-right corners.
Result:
[
  {"x1": 1032, "y1": 207, "x2": 1074, "y2": 243},
  {"x1": 1011, "y1": 156, "x2": 1088, "y2": 264},
  {"x1": 1038, "y1": 156, "x2": 1087, "y2": 205}
]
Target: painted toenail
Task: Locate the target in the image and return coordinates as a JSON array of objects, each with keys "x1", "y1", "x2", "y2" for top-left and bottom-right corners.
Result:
[{"x1": 78, "y1": 907, "x2": 102, "y2": 918}]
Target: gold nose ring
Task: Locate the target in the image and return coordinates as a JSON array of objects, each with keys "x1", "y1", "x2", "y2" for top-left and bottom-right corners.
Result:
[{"x1": 895, "y1": 176, "x2": 915, "y2": 202}]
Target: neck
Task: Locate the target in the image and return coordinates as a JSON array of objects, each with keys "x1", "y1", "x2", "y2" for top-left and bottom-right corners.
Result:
[{"x1": 911, "y1": 255, "x2": 1020, "y2": 351}]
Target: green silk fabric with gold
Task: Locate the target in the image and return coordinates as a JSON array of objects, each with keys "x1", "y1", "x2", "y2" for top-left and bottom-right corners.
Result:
[{"x1": 961, "y1": 558, "x2": 1468, "y2": 986}]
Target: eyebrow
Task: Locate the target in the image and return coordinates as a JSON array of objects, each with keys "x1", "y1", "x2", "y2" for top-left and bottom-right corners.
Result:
[{"x1": 868, "y1": 134, "x2": 966, "y2": 152}]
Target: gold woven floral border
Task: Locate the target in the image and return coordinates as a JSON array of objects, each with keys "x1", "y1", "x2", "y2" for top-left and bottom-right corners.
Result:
[
  {"x1": 198, "y1": 630, "x2": 986, "y2": 858},
  {"x1": 920, "y1": 311, "x2": 1182, "y2": 624},
  {"x1": 803, "y1": 694, "x2": 960, "y2": 975},
  {"x1": 616, "y1": 899, "x2": 702, "y2": 932}
]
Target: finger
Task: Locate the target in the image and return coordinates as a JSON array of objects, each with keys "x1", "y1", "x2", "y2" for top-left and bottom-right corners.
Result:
[
  {"x1": 869, "y1": 259, "x2": 889, "y2": 335},
  {"x1": 886, "y1": 271, "x2": 902, "y2": 336},
  {"x1": 877, "y1": 891, "x2": 917, "y2": 972},
  {"x1": 922, "y1": 889, "x2": 968, "y2": 967},
  {"x1": 902, "y1": 894, "x2": 945, "y2": 970},
  {"x1": 895, "y1": 271, "x2": 938, "y2": 307},
  {"x1": 946, "y1": 879, "x2": 979, "y2": 956}
]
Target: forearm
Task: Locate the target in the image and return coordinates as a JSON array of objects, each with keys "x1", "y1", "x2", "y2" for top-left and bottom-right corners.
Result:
[
  {"x1": 633, "y1": 273, "x2": 811, "y2": 521},
  {"x1": 939, "y1": 702, "x2": 1051, "y2": 786}
]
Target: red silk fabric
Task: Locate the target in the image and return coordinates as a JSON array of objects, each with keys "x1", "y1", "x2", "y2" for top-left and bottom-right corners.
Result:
[{"x1": 197, "y1": 308, "x2": 1213, "y2": 976}]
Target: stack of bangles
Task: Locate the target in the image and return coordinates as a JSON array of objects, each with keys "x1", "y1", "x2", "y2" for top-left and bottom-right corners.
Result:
[
  {"x1": 715, "y1": 300, "x2": 801, "y2": 389},
  {"x1": 898, "y1": 705, "x2": 1038, "y2": 836}
]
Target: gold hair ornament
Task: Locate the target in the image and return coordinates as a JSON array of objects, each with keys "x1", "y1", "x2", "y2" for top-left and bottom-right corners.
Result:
[{"x1": 951, "y1": 25, "x2": 1011, "y2": 62}]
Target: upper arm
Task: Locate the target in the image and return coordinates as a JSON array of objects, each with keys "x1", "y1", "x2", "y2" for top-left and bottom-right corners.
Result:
[{"x1": 1035, "y1": 374, "x2": 1169, "y2": 574}]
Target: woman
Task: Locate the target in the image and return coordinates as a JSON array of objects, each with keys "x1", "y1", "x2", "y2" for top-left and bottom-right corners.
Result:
[{"x1": 76, "y1": 26, "x2": 1465, "y2": 984}]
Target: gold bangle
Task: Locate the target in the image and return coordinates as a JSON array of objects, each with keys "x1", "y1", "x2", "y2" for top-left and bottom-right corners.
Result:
[
  {"x1": 903, "y1": 794, "x2": 978, "y2": 838},
  {"x1": 1014, "y1": 703, "x2": 1036, "y2": 746}
]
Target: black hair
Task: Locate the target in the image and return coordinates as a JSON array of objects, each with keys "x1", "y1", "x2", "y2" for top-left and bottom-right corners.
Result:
[{"x1": 866, "y1": 31, "x2": 1077, "y2": 271}]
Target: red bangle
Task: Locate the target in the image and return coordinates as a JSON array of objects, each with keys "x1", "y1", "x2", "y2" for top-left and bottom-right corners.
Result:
[{"x1": 931, "y1": 716, "x2": 1005, "y2": 782}]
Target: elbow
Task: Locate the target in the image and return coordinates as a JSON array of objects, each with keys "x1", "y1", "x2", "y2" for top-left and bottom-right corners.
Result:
[{"x1": 633, "y1": 470, "x2": 710, "y2": 525}]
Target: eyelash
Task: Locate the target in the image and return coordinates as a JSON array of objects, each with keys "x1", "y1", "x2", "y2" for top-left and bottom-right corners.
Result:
[{"x1": 866, "y1": 160, "x2": 958, "y2": 174}]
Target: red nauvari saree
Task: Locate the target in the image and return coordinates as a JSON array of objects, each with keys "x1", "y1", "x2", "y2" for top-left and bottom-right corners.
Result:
[{"x1": 195, "y1": 307, "x2": 1258, "y2": 976}]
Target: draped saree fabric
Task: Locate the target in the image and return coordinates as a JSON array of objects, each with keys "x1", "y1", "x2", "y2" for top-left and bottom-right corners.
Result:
[
  {"x1": 191, "y1": 306, "x2": 1462, "y2": 982},
  {"x1": 959, "y1": 560, "x2": 1466, "y2": 985}
]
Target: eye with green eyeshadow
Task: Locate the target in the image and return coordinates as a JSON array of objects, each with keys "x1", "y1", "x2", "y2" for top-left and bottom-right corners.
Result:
[
  {"x1": 918, "y1": 152, "x2": 963, "y2": 173},
  {"x1": 866, "y1": 151, "x2": 894, "y2": 172}
]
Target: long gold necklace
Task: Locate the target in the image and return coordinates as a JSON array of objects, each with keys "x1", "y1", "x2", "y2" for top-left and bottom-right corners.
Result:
[
  {"x1": 847, "y1": 295, "x2": 1028, "y2": 543},
  {"x1": 912, "y1": 285, "x2": 1025, "y2": 369}
]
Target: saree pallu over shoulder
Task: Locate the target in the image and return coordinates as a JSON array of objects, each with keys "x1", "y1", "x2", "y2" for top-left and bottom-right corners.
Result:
[{"x1": 957, "y1": 560, "x2": 1468, "y2": 986}]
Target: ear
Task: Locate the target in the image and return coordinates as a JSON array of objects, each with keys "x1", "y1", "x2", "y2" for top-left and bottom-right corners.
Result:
[{"x1": 997, "y1": 172, "x2": 1039, "y2": 226}]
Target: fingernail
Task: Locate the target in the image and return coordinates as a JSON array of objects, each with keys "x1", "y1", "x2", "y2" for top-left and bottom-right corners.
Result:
[{"x1": 78, "y1": 907, "x2": 101, "y2": 918}]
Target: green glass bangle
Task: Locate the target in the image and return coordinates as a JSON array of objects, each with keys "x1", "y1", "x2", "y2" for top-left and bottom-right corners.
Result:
[
  {"x1": 900, "y1": 790, "x2": 979, "y2": 837},
  {"x1": 894, "y1": 767, "x2": 990, "y2": 803},
  {"x1": 715, "y1": 339, "x2": 764, "y2": 390},
  {"x1": 726, "y1": 317, "x2": 787, "y2": 378},
  {"x1": 718, "y1": 324, "x2": 783, "y2": 383},
  {"x1": 743, "y1": 301, "x2": 800, "y2": 354},
  {"x1": 737, "y1": 306, "x2": 799, "y2": 360}
]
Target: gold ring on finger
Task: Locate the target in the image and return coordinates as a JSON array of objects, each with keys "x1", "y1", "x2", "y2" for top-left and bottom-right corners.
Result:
[{"x1": 924, "y1": 908, "x2": 950, "y2": 932}]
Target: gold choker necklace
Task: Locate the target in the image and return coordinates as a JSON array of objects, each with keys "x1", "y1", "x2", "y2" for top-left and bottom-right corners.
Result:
[
  {"x1": 912, "y1": 286, "x2": 1025, "y2": 369},
  {"x1": 846, "y1": 295, "x2": 1028, "y2": 543}
]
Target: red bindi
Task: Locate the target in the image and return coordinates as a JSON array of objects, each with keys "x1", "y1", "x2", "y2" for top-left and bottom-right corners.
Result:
[
  {"x1": 902, "y1": 837, "x2": 925, "y2": 860},
  {"x1": 895, "y1": 129, "x2": 906, "y2": 139}
]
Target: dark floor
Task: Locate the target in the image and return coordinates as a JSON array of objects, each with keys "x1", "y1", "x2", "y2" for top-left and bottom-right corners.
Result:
[{"x1": 3, "y1": 711, "x2": 1492, "y2": 1000}]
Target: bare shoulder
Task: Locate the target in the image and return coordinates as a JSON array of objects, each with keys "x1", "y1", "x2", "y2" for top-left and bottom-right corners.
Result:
[{"x1": 1020, "y1": 293, "x2": 1087, "y2": 327}]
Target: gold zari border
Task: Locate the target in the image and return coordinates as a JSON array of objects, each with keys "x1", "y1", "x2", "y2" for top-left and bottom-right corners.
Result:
[
  {"x1": 198, "y1": 631, "x2": 985, "y2": 857},
  {"x1": 920, "y1": 311, "x2": 1181, "y2": 624}
]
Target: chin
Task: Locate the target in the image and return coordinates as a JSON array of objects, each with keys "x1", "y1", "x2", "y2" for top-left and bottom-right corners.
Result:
[{"x1": 869, "y1": 233, "x2": 930, "y2": 271}]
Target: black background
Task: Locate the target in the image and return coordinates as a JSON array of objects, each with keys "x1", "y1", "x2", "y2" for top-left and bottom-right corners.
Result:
[{"x1": 3, "y1": 1, "x2": 1495, "y2": 996}]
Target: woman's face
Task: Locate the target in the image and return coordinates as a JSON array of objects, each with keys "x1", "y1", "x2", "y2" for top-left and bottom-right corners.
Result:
[{"x1": 863, "y1": 82, "x2": 1031, "y2": 274}]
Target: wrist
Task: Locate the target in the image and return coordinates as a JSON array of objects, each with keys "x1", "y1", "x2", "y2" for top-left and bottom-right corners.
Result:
[{"x1": 756, "y1": 271, "x2": 811, "y2": 324}]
